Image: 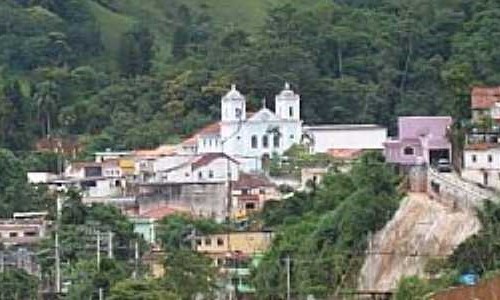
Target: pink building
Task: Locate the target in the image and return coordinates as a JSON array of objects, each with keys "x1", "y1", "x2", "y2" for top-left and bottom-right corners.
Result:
[{"x1": 384, "y1": 116, "x2": 452, "y2": 166}]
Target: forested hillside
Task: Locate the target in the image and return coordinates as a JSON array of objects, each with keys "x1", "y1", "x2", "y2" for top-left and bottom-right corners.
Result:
[{"x1": 1, "y1": 0, "x2": 499, "y2": 153}]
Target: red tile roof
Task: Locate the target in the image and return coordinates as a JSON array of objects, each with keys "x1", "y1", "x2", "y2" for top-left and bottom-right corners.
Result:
[
  {"x1": 326, "y1": 149, "x2": 364, "y2": 160},
  {"x1": 139, "y1": 206, "x2": 189, "y2": 220},
  {"x1": 182, "y1": 122, "x2": 221, "y2": 146},
  {"x1": 192, "y1": 153, "x2": 239, "y2": 170},
  {"x1": 233, "y1": 173, "x2": 275, "y2": 190},
  {"x1": 471, "y1": 87, "x2": 500, "y2": 109},
  {"x1": 464, "y1": 143, "x2": 500, "y2": 151}
]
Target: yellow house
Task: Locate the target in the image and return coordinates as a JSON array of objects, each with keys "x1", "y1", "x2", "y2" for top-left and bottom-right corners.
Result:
[
  {"x1": 118, "y1": 158, "x2": 135, "y2": 175},
  {"x1": 194, "y1": 231, "x2": 273, "y2": 258}
]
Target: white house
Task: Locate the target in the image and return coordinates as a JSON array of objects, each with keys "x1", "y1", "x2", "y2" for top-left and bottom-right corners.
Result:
[
  {"x1": 303, "y1": 124, "x2": 387, "y2": 154},
  {"x1": 462, "y1": 144, "x2": 500, "y2": 189},
  {"x1": 152, "y1": 153, "x2": 239, "y2": 183}
]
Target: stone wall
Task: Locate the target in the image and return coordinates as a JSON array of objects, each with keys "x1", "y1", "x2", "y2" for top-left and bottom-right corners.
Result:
[
  {"x1": 137, "y1": 182, "x2": 228, "y2": 221},
  {"x1": 427, "y1": 168, "x2": 496, "y2": 211}
]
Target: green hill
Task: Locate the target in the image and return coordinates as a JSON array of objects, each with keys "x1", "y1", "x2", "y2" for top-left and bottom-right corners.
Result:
[{"x1": 86, "y1": 0, "x2": 308, "y2": 68}]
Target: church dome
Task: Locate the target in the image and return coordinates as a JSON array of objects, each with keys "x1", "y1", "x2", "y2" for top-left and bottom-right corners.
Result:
[
  {"x1": 277, "y1": 82, "x2": 296, "y2": 98},
  {"x1": 223, "y1": 84, "x2": 245, "y2": 101}
]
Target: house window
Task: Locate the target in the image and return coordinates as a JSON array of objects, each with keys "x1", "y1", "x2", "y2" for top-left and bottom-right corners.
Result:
[
  {"x1": 262, "y1": 135, "x2": 269, "y2": 148},
  {"x1": 208, "y1": 170, "x2": 214, "y2": 178},
  {"x1": 259, "y1": 188, "x2": 266, "y2": 195},
  {"x1": 217, "y1": 238, "x2": 224, "y2": 246},
  {"x1": 185, "y1": 172, "x2": 190, "y2": 177},
  {"x1": 205, "y1": 238, "x2": 212, "y2": 246},
  {"x1": 216, "y1": 258, "x2": 224, "y2": 266},
  {"x1": 245, "y1": 202, "x2": 256, "y2": 210},
  {"x1": 472, "y1": 155, "x2": 477, "y2": 163},
  {"x1": 235, "y1": 108, "x2": 242, "y2": 119},
  {"x1": 289, "y1": 106, "x2": 294, "y2": 117},
  {"x1": 488, "y1": 155, "x2": 493, "y2": 163},
  {"x1": 9, "y1": 232, "x2": 18, "y2": 238},
  {"x1": 24, "y1": 231, "x2": 37, "y2": 237},
  {"x1": 251, "y1": 135, "x2": 258, "y2": 148},
  {"x1": 196, "y1": 239, "x2": 202, "y2": 246},
  {"x1": 403, "y1": 147, "x2": 414, "y2": 156},
  {"x1": 242, "y1": 189, "x2": 249, "y2": 195},
  {"x1": 198, "y1": 171, "x2": 203, "y2": 179},
  {"x1": 273, "y1": 135, "x2": 280, "y2": 148}
]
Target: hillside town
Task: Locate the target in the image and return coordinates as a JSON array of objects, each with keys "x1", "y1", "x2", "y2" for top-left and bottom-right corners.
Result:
[
  {"x1": 5, "y1": 1, "x2": 500, "y2": 299},
  {"x1": 3, "y1": 82, "x2": 500, "y2": 299}
]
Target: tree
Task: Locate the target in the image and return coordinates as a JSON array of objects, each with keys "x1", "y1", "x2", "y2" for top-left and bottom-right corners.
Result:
[
  {"x1": 0, "y1": 268, "x2": 39, "y2": 300},
  {"x1": 162, "y1": 249, "x2": 217, "y2": 300},
  {"x1": 109, "y1": 279, "x2": 179, "y2": 300},
  {"x1": 34, "y1": 80, "x2": 59, "y2": 137},
  {"x1": 118, "y1": 24, "x2": 154, "y2": 77}
]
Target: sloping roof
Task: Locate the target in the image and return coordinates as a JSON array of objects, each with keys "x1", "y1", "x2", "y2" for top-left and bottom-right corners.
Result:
[
  {"x1": 233, "y1": 173, "x2": 275, "y2": 189},
  {"x1": 304, "y1": 124, "x2": 384, "y2": 131},
  {"x1": 471, "y1": 86, "x2": 500, "y2": 109},
  {"x1": 248, "y1": 108, "x2": 279, "y2": 122},
  {"x1": 464, "y1": 143, "x2": 500, "y2": 151},
  {"x1": 191, "y1": 153, "x2": 239, "y2": 170},
  {"x1": 134, "y1": 145, "x2": 177, "y2": 157},
  {"x1": 181, "y1": 122, "x2": 221, "y2": 146},
  {"x1": 326, "y1": 149, "x2": 364, "y2": 160},
  {"x1": 139, "y1": 206, "x2": 189, "y2": 220}
]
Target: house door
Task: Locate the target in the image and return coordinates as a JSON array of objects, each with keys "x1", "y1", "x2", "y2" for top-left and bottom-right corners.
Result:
[{"x1": 483, "y1": 172, "x2": 489, "y2": 186}]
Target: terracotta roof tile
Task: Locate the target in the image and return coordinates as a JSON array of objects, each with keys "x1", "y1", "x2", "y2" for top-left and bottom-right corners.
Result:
[
  {"x1": 471, "y1": 86, "x2": 500, "y2": 109},
  {"x1": 139, "y1": 206, "x2": 189, "y2": 220},
  {"x1": 326, "y1": 149, "x2": 364, "y2": 160},
  {"x1": 233, "y1": 173, "x2": 275, "y2": 190},
  {"x1": 181, "y1": 122, "x2": 221, "y2": 146},
  {"x1": 465, "y1": 143, "x2": 500, "y2": 151},
  {"x1": 134, "y1": 145, "x2": 177, "y2": 157},
  {"x1": 192, "y1": 153, "x2": 239, "y2": 170}
]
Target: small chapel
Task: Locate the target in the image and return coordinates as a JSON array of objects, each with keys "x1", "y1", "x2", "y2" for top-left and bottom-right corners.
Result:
[{"x1": 181, "y1": 83, "x2": 303, "y2": 171}]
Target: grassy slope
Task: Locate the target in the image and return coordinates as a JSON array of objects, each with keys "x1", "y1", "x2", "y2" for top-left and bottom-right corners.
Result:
[
  {"x1": 85, "y1": 0, "x2": 309, "y2": 70},
  {"x1": 85, "y1": 0, "x2": 135, "y2": 69}
]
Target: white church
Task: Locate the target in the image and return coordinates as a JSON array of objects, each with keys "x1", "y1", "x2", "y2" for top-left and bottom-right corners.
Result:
[{"x1": 180, "y1": 83, "x2": 387, "y2": 172}]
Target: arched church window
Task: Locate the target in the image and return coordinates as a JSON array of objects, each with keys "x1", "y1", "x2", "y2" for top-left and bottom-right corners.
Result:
[
  {"x1": 262, "y1": 135, "x2": 269, "y2": 148},
  {"x1": 289, "y1": 106, "x2": 294, "y2": 117},
  {"x1": 273, "y1": 135, "x2": 280, "y2": 148},
  {"x1": 235, "y1": 108, "x2": 242, "y2": 119},
  {"x1": 403, "y1": 146, "x2": 414, "y2": 156},
  {"x1": 251, "y1": 135, "x2": 258, "y2": 148}
]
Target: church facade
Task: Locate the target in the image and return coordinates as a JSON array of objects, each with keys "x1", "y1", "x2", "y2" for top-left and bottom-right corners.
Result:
[{"x1": 181, "y1": 83, "x2": 303, "y2": 171}]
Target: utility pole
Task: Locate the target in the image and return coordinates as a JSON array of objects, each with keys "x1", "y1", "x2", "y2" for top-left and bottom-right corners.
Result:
[
  {"x1": 107, "y1": 231, "x2": 113, "y2": 259},
  {"x1": 286, "y1": 256, "x2": 291, "y2": 300},
  {"x1": 55, "y1": 193, "x2": 62, "y2": 294},
  {"x1": 96, "y1": 230, "x2": 101, "y2": 270},
  {"x1": 133, "y1": 240, "x2": 139, "y2": 279},
  {"x1": 97, "y1": 231, "x2": 103, "y2": 300}
]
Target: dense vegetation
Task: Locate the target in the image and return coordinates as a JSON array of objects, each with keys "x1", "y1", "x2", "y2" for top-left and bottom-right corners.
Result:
[
  {"x1": 253, "y1": 152, "x2": 402, "y2": 298},
  {"x1": 2, "y1": 0, "x2": 500, "y2": 153}
]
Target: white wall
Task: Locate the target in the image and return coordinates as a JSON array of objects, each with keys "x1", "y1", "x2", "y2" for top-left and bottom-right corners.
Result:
[
  {"x1": 27, "y1": 172, "x2": 57, "y2": 184},
  {"x1": 305, "y1": 126, "x2": 387, "y2": 153},
  {"x1": 221, "y1": 120, "x2": 302, "y2": 160},
  {"x1": 463, "y1": 148, "x2": 500, "y2": 190},
  {"x1": 463, "y1": 148, "x2": 500, "y2": 170},
  {"x1": 197, "y1": 136, "x2": 223, "y2": 153},
  {"x1": 194, "y1": 157, "x2": 239, "y2": 182}
]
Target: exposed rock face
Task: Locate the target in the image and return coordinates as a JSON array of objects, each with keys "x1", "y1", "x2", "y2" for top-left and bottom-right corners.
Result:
[{"x1": 358, "y1": 193, "x2": 481, "y2": 292}]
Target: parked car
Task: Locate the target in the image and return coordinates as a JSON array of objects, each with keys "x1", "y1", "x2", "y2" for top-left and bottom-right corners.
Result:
[{"x1": 437, "y1": 158, "x2": 452, "y2": 172}]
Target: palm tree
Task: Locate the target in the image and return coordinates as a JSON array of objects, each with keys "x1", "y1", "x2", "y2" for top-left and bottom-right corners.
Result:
[{"x1": 34, "y1": 80, "x2": 59, "y2": 137}]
